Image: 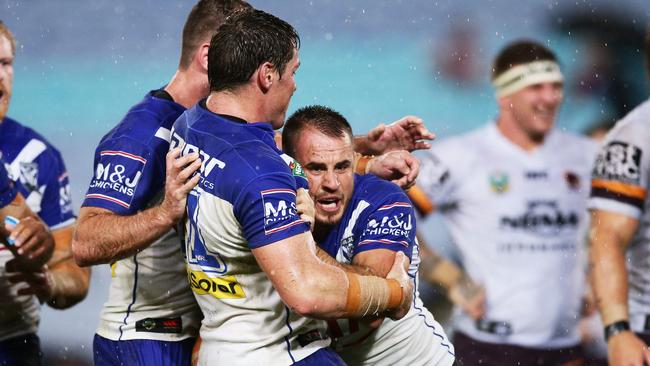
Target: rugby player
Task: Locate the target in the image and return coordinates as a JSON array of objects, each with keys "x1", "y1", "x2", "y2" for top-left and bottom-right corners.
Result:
[
  {"x1": 0, "y1": 20, "x2": 89, "y2": 366},
  {"x1": 71, "y1": 2, "x2": 254, "y2": 365},
  {"x1": 408, "y1": 40, "x2": 596, "y2": 365},
  {"x1": 172, "y1": 10, "x2": 414, "y2": 365},
  {"x1": 588, "y1": 28, "x2": 650, "y2": 366},
  {"x1": 282, "y1": 105, "x2": 456, "y2": 365}
]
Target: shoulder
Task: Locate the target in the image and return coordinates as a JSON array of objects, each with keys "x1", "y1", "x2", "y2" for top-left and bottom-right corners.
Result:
[
  {"x1": 550, "y1": 130, "x2": 598, "y2": 160},
  {"x1": 2, "y1": 117, "x2": 65, "y2": 165},
  {"x1": 354, "y1": 174, "x2": 411, "y2": 208},
  {"x1": 604, "y1": 100, "x2": 650, "y2": 145}
]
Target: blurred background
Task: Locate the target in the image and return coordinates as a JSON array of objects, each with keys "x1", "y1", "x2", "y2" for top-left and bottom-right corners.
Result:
[{"x1": 2, "y1": 0, "x2": 649, "y2": 363}]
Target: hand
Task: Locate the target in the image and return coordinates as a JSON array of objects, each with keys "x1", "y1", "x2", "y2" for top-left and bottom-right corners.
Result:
[
  {"x1": 6, "y1": 265, "x2": 53, "y2": 303},
  {"x1": 160, "y1": 148, "x2": 202, "y2": 224},
  {"x1": 607, "y1": 331, "x2": 650, "y2": 366},
  {"x1": 366, "y1": 150, "x2": 419, "y2": 190},
  {"x1": 365, "y1": 116, "x2": 434, "y2": 154},
  {"x1": 295, "y1": 188, "x2": 315, "y2": 229},
  {"x1": 385, "y1": 251, "x2": 414, "y2": 320},
  {"x1": 448, "y1": 277, "x2": 486, "y2": 320},
  {"x1": 5, "y1": 216, "x2": 54, "y2": 270}
]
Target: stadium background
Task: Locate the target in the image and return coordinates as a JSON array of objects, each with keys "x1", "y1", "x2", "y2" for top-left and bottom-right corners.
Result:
[{"x1": 2, "y1": 0, "x2": 649, "y2": 363}]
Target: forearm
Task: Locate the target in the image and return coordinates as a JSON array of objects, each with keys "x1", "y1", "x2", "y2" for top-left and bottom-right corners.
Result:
[
  {"x1": 590, "y1": 229, "x2": 630, "y2": 324},
  {"x1": 47, "y1": 259, "x2": 90, "y2": 309},
  {"x1": 353, "y1": 135, "x2": 375, "y2": 156},
  {"x1": 72, "y1": 206, "x2": 174, "y2": 266},
  {"x1": 315, "y1": 247, "x2": 376, "y2": 275}
]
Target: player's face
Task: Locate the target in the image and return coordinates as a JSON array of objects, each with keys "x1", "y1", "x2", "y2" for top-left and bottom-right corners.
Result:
[
  {"x1": 294, "y1": 128, "x2": 355, "y2": 227},
  {"x1": 269, "y1": 49, "x2": 299, "y2": 129},
  {"x1": 504, "y1": 81, "x2": 563, "y2": 140},
  {"x1": 0, "y1": 35, "x2": 13, "y2": 122}
]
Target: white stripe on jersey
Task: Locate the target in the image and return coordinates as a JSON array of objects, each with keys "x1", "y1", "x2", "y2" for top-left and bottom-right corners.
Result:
[
  {"x1": 8, "y1": 139, "x2": 47, "y2": 178},
  {"x1": 155, "y1": 127, "x2": 172, "y2": 142}
]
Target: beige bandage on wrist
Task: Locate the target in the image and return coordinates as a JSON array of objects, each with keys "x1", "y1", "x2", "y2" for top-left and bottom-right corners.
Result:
[
  {"x1": 345, "y1": 272, "x2": 403, "y2": 316},
  {"x1": 355, "y1": 155, "x2": 374, "y2": 175}
]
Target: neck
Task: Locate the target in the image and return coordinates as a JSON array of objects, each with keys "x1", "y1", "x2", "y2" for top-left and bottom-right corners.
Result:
[
  {"x1": 496, "y1": 112, "x2": 545, "y2": 152},
  {"x1": 164, "y1": 67, "x2": 208, "y2": 109},
  {"x1": 205, "y1": 87, "x2": 269, "y2": 124}
]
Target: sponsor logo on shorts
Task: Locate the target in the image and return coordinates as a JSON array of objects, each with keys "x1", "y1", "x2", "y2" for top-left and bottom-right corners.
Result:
[
  {"x1": 135, "y1": 317, "x2": 182, "y2": 334},
  {"x1": 188, "y1": 270, "x2": 246, "y2": 299},
  {"x1": 592, "y1": 140, "x2": 642, "y2": 185}
]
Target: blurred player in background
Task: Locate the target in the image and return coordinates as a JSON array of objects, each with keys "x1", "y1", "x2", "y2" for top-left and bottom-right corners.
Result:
[
  {"x1": 282, "y1": 105, "x2": 455, "y2": 365},
  {"x1": 0, "y1": 20, "x2": 89, "y2": 366},
  {"x1": 409, "y1": 40, "x2": 596, "y2": 365},
  {"x1": 588, "y1": 28, "x2": 650, "y2": 366},
  {"x1": 173, "y1": 9, "x2": 416, "y2": 365}
]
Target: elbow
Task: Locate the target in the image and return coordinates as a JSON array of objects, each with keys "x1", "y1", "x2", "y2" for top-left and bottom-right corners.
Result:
[
  {"x1": 289, "y1": 294, "x2": 323, "y2": 318},
  {"x1": 71, "y1": 237, "x2": 99, "y2": 267}
]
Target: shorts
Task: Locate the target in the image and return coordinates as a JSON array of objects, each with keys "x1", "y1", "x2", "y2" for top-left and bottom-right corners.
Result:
[
  {"x1": 293, "y1": 347, "x2": 346, "y2": 366},
  {"x1": 454, "y1": 331, "x2": 583, "y2": 366},
  {"x1": 0, "y1": 333, "x2": 41, "y2": 366},
  {"x1": 93, "y1": 334, "x2": 195, "y2": 366}
]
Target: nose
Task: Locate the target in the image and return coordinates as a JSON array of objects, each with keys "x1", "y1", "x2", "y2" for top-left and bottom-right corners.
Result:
[
  {"x1": 321, "y1": 170, "x2": 339, "y2": 192},
  {"x1": 542, "y1": 84, "x2": 562, "y2": 104}
]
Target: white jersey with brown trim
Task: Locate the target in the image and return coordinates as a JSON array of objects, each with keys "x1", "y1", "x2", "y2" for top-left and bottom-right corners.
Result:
[
  {"x1": 414, "y1": 122, "x2": 596, "y2": 348},
  {"x1": 588, "y1": 98, "x2": 650, "y2": 332}
]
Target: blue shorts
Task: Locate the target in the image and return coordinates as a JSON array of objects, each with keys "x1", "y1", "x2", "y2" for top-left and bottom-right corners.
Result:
[
  {"x1": 293, "y1": 348, "x2": 346, "y2": 366},
  {"x1": 0, "y1": 333, "x2": 42, "y2": 366},
  {"x1": 93, "y1": 334, "x2": 195, "y2": 366}
]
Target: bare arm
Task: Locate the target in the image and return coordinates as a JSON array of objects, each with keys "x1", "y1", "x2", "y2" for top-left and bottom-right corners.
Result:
[
  {"x1": 252, "y1": 231, "x2": 412, "y2": 320},
  {"x1": 589, "y1": 209, "x2": 650, "y2": 365},
  {"x1": 72, "y1": 149, "x2": 201, "y2": 266}
]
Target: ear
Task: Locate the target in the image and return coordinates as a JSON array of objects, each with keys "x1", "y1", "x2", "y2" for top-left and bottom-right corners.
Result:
[
  {"x1": 196, "y1": 42, "x2": 210, "y2": 73},
  {"x1": 256, "y1": 61, "x2": 276, "y2": 93},
  {"x1": 496, "y1": 95, "x2": 511, "y2": 110}
]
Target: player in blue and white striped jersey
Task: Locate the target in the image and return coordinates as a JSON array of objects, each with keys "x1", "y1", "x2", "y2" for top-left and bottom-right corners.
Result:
[{"x1": 283, "y1": 105, "x2": 455, "y2": 366}]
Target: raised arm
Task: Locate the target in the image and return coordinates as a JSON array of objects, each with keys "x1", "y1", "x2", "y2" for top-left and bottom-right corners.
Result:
[
  {"x1": 353, "y1": 115, "x2": 434, "y2": 155},
  {"x1": 72, "y1": 149, "x2": 200, "y2": 266}
]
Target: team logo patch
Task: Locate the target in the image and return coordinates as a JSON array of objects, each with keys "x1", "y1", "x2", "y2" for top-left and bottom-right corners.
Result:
[
  {"x1": 187, "y1": 270, "x2": 246, "y2": 299},
  {"x1": 592, "y1": 141, "x2": 642, "y2": 185},
  {"x1": 489, "y1": 171, "x2": 509, "y2": 194},
  {"x1": 289, "y1": 160, "x2": 306, "y2": 179},
  {"x1": 261, "y1": 188, "x2": 302, "y2": 235},
  {"x1": 564, "y1": 171, "x2": 581, "y2": 190},
  {"x1": 19, "y1": 162, "x2": 39, "y2": 191},
  {"x1": 86, "y1": 150, "x2": 146, "y2": 209}
]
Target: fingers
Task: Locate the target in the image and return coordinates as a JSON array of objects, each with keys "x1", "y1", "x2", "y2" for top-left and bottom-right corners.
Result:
[
  {"x1": 392, "y1": 116, "x2": 435, "y2": 140},
  {"x1": 166, "y1": 148, "x2": 182, "y2": 173},
  {"x1": 367, "y1": 123, "x2": 386, "y2": 142}
]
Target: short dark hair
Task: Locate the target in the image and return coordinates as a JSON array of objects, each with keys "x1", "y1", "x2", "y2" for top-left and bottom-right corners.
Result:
[
  {"x1": 492, "y1": 40, "x2": 558, "y2": 80},
  {"x1": 282, "y1": 105, "x2": 353, "y2": 158},
  {"x1": 179, "y1": 0, "x2": 252, "y2": 69},
  {"x1": 0, "y1": 21, "x2": 16, "y2": 56},
  {"x1": 208, "y1": 9, "x2": 300, "y2": 92}
]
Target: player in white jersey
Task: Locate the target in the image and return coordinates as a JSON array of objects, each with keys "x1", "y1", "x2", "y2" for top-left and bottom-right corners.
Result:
[
  {"x1": 0, "y1": 20, "x2": 89, "y2": 366},
  {"x1": 282, "y1": 105, "x2": 455, "y2": 365},
  {"x1": 409, "y1": 40, "x2": 596, "y2": 365},
  {"x1": 588, "y1": 30, "x2": 650, "y2": 366},
  {"x1": 173, "y1": 10, "x2": 414, "y2": 365}
]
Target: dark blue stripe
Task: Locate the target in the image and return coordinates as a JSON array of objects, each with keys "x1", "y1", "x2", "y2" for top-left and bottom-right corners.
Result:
[
  {"x1": 283, "y1": 306, "x2": 296, "y2": 364},
  {"x1": 119, "y1": 253, "x2": 140, "y2": 341}
]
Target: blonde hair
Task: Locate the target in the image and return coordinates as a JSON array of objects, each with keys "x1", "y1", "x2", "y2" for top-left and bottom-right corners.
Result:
[{"x1": 0, "y1": 21, "x2": 16, "y2": 55}]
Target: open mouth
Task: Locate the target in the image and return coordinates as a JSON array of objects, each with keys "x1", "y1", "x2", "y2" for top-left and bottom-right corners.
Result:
[{"x1": 316, "y1": 197, "x2": 341, "y2": 213}]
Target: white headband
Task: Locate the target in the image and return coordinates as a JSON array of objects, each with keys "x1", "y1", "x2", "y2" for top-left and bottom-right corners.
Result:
[{"x1": 492, "y1": 60, "x2": 563, "y2": 98}]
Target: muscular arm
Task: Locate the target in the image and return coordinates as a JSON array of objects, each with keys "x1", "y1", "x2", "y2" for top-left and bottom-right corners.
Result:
[
  {"x1": 46, "y1": 226, "x2": 90, "y2": 308},
  {"x1": 253, "y1": 232, "x2": 411, "y2": 320},
  {"x1": 353, "y1": 116, "x2": 434, "y2": 155},
  {"x1": 72, "y1": 149, "x2": 200, "y2": 266},
  {"x1": 589, "y1": 209, "x2": 650, "y2": 365}
]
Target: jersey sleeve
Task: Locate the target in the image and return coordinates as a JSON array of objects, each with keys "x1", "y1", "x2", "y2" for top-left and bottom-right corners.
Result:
[
  {"x1": 409, "y1": 144, "x2": 459, "y2": 216},
  {"x1": 233, "y1": 172, "x2": 310, "y2": 249},
  {"x1": 589, "y1": 123, "x2": 649, "y2": 219},
  {"x1": 353, "y1": 193, "x2": 416, "y2": 259},
  {"x1": 0, "y1": 161, "x2": 18, "y2": 208},
  {"x1": 82, "y1": 137, "x2": 163, "y2": 215},
  {"x1": 30, "y1": 148, "x2": 75, "y2": 229}
]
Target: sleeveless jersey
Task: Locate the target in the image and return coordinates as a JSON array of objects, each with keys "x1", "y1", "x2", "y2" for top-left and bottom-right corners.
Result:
[
  {"x1": 81, "y1": 90, "x2": 201, "y2": 341},
  {"x1": 588, "y1": 99, "x2": 650, "y2": 333},
  {"x1": 414, "y1": 122, "x2": 596, "y2": 348},
  {"x1": 172, "y1": 102, "x2": 329, "y2": 366},
  {"x1": 320, "y1": 174, "x2": 455, "y2": 365}
]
